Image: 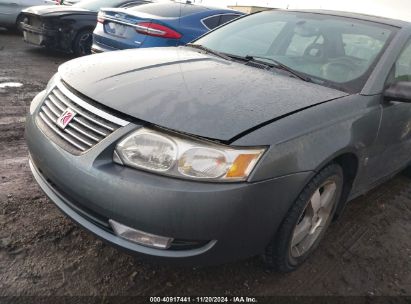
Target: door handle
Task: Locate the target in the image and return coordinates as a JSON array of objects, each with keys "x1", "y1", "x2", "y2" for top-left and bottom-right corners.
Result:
[{"x1": 10, "y1": 2, "x2": 19, "y2": 6}]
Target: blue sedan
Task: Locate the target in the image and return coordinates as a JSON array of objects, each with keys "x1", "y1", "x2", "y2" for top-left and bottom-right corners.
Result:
[{"x1": 91, "y1": 2, "x2": 243, "y2": 52}]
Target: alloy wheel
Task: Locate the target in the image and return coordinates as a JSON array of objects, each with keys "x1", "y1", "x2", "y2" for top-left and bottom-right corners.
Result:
[{"x1": 290, "y1": 179, "x2": 337, "y2": 258}]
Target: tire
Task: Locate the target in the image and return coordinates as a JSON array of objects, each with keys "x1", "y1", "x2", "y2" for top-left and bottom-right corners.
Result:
[
  {"x1": 263, "y1": 163, "x2": 344, "y2": 272},
  {"x1": 72, "y1": 29, "x2": 93, "y2": 56}
]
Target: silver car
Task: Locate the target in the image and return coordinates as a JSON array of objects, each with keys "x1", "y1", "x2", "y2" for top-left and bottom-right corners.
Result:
[{"x1": 0, "y1": 0, "x2": 55, "y2": 30}]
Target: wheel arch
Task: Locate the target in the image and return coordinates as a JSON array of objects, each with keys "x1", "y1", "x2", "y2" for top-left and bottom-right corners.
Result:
[
  {"x1": 313, "y1": 150, "x2": 360, "y2": 218},
  {"x1": 333, "y1": 152, "x2": 359, "y2": 217},
  {"x1": 15, "y1": 13, "x2": 26, "y2": 31},
  {"x1": 72, "y1": 26, "x2": 94, "y2": 54},
  {"x1": 15, "y1": 12, "x2": 23, "y2": 24}
]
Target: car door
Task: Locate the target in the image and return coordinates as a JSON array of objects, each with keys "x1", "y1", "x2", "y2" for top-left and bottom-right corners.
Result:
[
  {"x1": 370, "y1": 39, "x2": 411, "y2": 180},
  {"x1": 0, "y1": 0, "x2": 21, "y2": 26}
]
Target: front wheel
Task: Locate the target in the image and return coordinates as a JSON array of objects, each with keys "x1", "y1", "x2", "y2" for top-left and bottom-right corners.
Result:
[
  {"x1": 73, "y1": 30, "x2": 93, "y2": 56},
  {"x1": 263, "y1": 163, "x2": 344, "y2": 272}
]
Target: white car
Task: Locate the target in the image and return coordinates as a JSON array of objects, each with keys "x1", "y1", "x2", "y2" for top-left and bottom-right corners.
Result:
[{"x1": 0, "y1": 0, "x2": 56, "y2": 30}]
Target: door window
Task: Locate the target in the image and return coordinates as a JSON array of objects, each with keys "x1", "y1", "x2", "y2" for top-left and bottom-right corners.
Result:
[
  {"x1": 394, "y1": 40, "x2": 411, "y2": 82},
  {"x1": 218, "y1": 14, "x2": 240, "y2": 26},
  {"x1": 203, "y1": 14, "x2": 241, "y2": 30}
]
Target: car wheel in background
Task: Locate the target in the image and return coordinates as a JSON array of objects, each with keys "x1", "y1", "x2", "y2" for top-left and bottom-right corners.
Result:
[
  {"x1": 263, "y1": 163, "x2": 344, "y2": 272},
  {"x1": 15, "y1": 14, "x2": 27, "y2": 33},
  {"x1": 73, "y1": 30, "x2": 93, "y2": 56}
]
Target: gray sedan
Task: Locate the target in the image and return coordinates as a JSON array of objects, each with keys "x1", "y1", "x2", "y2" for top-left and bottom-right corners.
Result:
[
  {"x1": 0, "y1": 0, "x2": 55, "y2": 30},
  {"x1": 26, "y1": 9, "x2": 411, "y2": 272},
  {"x1": 0, "y1": 0, "x2": 57, "y2": 30}
]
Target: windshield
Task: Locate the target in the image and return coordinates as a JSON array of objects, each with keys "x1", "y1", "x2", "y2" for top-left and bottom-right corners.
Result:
[
  {"x1": 194, "y1": 11, "x2": 397, "y2": 92},
  {"x1": 73, "y1": 0, "x2": 127, "y2": 11}
]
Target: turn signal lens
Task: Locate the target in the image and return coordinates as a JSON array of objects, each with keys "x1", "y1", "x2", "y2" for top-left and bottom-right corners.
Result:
[{"x1": 226, "y1": 154, "x2": 262, "y2": 178}]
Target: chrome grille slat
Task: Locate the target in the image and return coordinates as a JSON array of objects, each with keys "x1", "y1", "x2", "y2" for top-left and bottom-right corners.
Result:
[
  {"x1": 64, "y1": 127, "x2": 94, "y2": 147},
  {"x1": 42, "y1": 105, "x2": 58, "y2": 121},
  {"x1": 39, "y1": 112, "x2": 87, "y2": 151},
  {"x1": 42, "y1": 105, "x2": 96, "y2": 147},
  {"x1": 56, "y1": 81, "x2": 128, "y2": 127},
  {"x1": 48, "y1": 94, "x2": 66, "y2": 111},
  {"x1": 68, "y1": 122, "x2": 102, "y2": 142},
  {"x1": 36, "y1": 80, "x2": 129, "y2": 154},
  {"x1": 50, "y1": 91, "x2": 110, "y2": 137},
  {"x1": 53, "y1": 89, "x2": 116, "y2": 131},
  {"x1": 73, "y1": 117, "x2": 108, "y2": 137},
  {"x1": 44, "y1": 99, "x2": 62, "y2": 117}
]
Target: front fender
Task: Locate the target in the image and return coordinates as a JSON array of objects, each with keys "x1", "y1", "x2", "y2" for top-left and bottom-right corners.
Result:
[{"x1": 234, "y1": 95, "x2": 382, "y2": 182}]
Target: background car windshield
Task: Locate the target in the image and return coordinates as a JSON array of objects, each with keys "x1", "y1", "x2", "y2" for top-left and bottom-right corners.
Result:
[
  {"x1": 195, "y1": 11, "x2": 396, "y2": 92},
  {"x1": 74, "y1": 0, "x2": 129, "y2": 11}
]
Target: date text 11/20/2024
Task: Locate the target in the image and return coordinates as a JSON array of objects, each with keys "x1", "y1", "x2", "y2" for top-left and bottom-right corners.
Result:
[{"x1": 149, "y1": 297, "x2": 258, "y2": 303}]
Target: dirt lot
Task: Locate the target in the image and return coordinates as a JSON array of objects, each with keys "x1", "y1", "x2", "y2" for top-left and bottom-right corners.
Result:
[{"x1": 1, "y1": 29, "x2": 411, "y2": 297}]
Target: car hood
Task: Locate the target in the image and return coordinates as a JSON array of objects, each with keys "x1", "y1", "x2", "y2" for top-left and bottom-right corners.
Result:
[
  {"x1": 59, "y1": 47, "x2": 348, "y2": 141},
  {"x1": 23, "y1": 5, "x2": 91, "y2": 16}
]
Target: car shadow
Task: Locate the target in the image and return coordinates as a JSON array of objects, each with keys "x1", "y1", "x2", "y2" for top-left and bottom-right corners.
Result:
[{"x1": 25, "y1": 46, "x2": 76, "y2": 60}]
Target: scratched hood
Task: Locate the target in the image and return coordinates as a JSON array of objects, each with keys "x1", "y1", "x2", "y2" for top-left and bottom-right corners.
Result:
[{"x1": 59, "y1": 47, "x2": 347, "y2": 141}]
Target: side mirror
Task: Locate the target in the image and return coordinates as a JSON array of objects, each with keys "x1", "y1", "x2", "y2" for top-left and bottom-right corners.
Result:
[{"x1": 384, "y1": 81, "x2": 411, "y2": 103}]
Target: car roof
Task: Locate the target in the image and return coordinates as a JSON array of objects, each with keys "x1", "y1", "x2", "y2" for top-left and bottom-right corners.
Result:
[{"x1": 271, "y1": 9, "x2": 411, "y2": 28}]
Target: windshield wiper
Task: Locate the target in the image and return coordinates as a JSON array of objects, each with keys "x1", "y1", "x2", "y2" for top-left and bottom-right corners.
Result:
[
  {"x1": 186, "y1": 44, "x2": 232, "y2": 61},
  {"x1": 185, "y1": 46, "x2": 312, "y2": 83},
  {"x1": 244, "y1": 55, "x2": 313, "y2": 83}
]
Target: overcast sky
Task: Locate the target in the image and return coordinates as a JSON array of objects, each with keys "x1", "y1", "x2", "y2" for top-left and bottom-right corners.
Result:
[{"x1": 192, "y1": 0, "x2": 411, "y2": 22}]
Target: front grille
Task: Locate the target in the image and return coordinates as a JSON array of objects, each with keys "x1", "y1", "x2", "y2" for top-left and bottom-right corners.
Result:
[{"x1": 37, "y1": 80, "x2": 129, "y2": 154}]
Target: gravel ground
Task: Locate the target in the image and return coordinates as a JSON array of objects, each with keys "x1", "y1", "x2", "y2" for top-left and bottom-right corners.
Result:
[{"x1": 1, "y1": 29, "x2": 411, "y2": 297}]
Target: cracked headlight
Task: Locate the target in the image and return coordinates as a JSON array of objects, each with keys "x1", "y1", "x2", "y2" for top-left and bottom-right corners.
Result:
[{"x1": 114, "y1": 128, "x2": 265, "y2": 182}]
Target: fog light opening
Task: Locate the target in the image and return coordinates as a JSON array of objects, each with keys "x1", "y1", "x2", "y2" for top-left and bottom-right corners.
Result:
[{"x1": 109, "y1": 219, "x2": 173, "y2": 249}]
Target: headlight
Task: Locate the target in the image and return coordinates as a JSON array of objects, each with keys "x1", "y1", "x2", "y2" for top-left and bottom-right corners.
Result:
[
  {"x1": 114, "y1": 128, "x2": 266, "y2": 182},
  {"x1": 116, "y1": 131, "x2": 177, "y2": 172}
]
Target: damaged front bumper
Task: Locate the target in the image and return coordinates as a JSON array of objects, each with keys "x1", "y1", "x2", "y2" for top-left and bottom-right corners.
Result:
[{"x1": 22, "y1": 23, "x2": 57, "y2": 47}]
